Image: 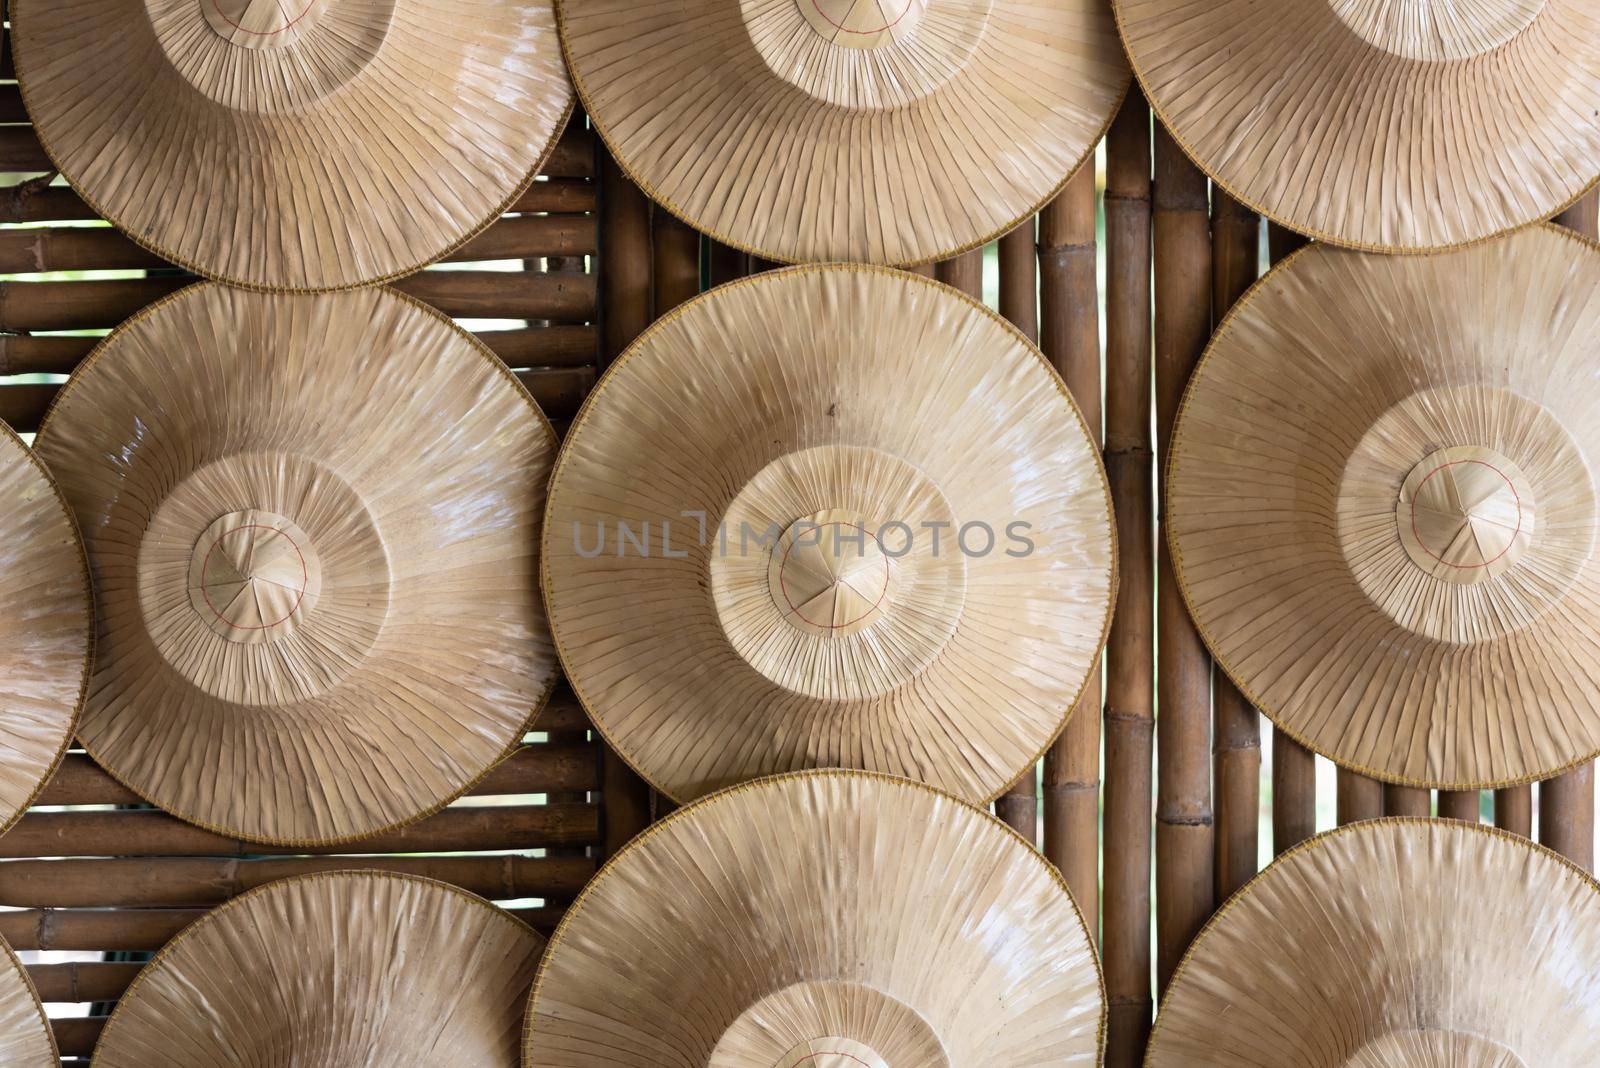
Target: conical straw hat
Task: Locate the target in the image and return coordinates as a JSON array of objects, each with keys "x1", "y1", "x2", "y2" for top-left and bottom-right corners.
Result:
[
  {"x1": 35, "y1": 283, "x2": 559, "y2": 846},
  {"x1": 1147, "y1": 819, "x2": 1600, "y2": 1066},
  {"x1": 543, "y1": 266, "x2": 1116, "y2": 805},
  {"x1": 558, "y1": 0, "x2": 1129, "y2": 266},
  {"x1": 0, "y1": 422, "x2": 92, "y2": 837},
  {"x1": 0, "y1": 933, "x2": 56, "y2": 1066},
  {"x1": 93, "y1": 871, "x2": 543, "y2": 1067},
  {"x1": 10, "y1": 1, "x2": 572, "y2": 292},
  {"x1": 1168, "y1": 225, "x2": 1600, "y2": 790},
  {"x1": 525, "y1": 770, "x2": 1105, "y2": 1065},
  {"x1": 1115, "y1": 0, "x2": 1600, "y2": 252}
]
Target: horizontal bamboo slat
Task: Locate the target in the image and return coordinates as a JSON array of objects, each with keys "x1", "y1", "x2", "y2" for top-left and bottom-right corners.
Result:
[
  {"x1": 0, "y1": 325, "x2": 598, "y2": 380},
  {"x1": 1, "y1": 802, "x2": 598, "y2": 859},
  {"x1": 0, "y1": 365, "x2": 593, "y2": 432},
  {"x1": 0, "y1": 122, "x2": 599, "y2": 180},
  {"x1": 0, "y1": 214, "x2": 595, "y2": 275},
  {"x1": 36, "y1": 742, "x2": 596, "y2": 808},
  {"x1": 0, "y1": 270, "x2": 597, "y2": 332},
  {"x1": 0, "y1": 177, "x2": 596, "y2": 225},
  {"x1": 1, "y1": 904, "x2": 565, "y2": 954},
  {"x1": 0, "y1": 854, "x2": 593, "y2": 908}
]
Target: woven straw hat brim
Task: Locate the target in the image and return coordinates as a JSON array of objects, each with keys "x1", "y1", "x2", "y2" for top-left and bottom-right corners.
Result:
[
  {"x1": 525, "y1": 770, "x2": 1105, "y2": 1066},
  {"x1": 1147, "y1": 819, "x2": 1600, "y2": 1065},
  {"x1": 1115, "y1": 0, "x2": 1600, "y2": 253},
  {"x1": 0, "y1": 934, "x2": 57, "y2": 1066},
  {"x1": 92, "y1": 871, "x2": 542, "y2": 1067},
  {"x1": 34, "y1": 283, "x2": 559, "y2": 847},
  {"x1": 542, "y1": 265, "x2": 1116, "y2": 806},
  {"x1": 559, "y1": 0, "x2": 1129, "y2": 267},
  {"x1": 11, "y1": 1, "x2": 572, "y2": 293},
  {"x1": 1168, "y1": 224, "x2": 1600, "y2": 790},
  {"x1": 0, "y1": 422, "x2": 92, "y2": 839}
]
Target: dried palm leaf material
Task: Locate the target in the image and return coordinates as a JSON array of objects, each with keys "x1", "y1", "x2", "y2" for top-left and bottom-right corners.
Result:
[
  {"x1": 35, "y1": 283, "x2": 558, "y2": 846},
  {"x1": 0, "y1": 934, "x2": 56, "y2": 1066},
  {"x1": 557, "y1": 0, "x2": 1129, "y2": 266},
  {"x1": 1148, "y1": 819, "x2": 1600, "y2": 1066},
  {"x1": 93, "y1": 872, "x2": 542, "y2": 1067},
  {"x1": 10, "y1": 1, "x2": 572, "y2": 291},
  {"x1": 543, "y1": 266, "x2": 1116, "y2": 805},
  {"x1": 0, "y1": 422, "x2": 91, "y2": 837},
  {"x1": 525, "y1": 771, "x2": 1105, "y2": 1066},
  {"x1": 1168, "y1": 225, "x2": 1600, "y2": 789},
  {"x1": 1116, "y1": 0, "x2": 1600, "y2": 251}
]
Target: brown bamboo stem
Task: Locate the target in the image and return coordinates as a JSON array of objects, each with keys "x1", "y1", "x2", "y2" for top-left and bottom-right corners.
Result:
[
  {"x1": 1209, "y1": 188, "x2": 1261, "y2": 898},
  {"x1": 0, "y1": 804, "x2": 599, "y2": 859},
  {"x1": 1494, "y1": 786, "x2": 1533, "y2": 837},
  {"x1": 1271, "y1": 734, "x2": 1316, "y2": 854},
  {"x1": 1039, "y1": 165, "x2": 1102, "y2": 935},
  {"x1": 1260, "y1": 221, "x2": 1319, "y2": 855},
  {"x1": 1383, "y1": 785, "x2": 1431, "y2": 818},
  {"x1": 933, "y1": 248, "x2": 984, "y2": 298},
  {"x1": 1153, "y1": 122, "x2": 1214, "y2": 989},
  {"x1": 706, "y1": 239, "x2": 749, "y2": 287},
  {"x1": 1101, "y1": 88, "x2": 1155, "y2": 1068},
  {"x1": 36, "y1": 744, "x2": 596, "y2": 808},
  {"x1": 0, "y1": 366, "x2": 592, "y2": 434},
  {"x1": 26, "y1": 962, "x2": 142, "y2": 1004},
  {"x1": 651, "y1": 208, "x2": 701, "y2": 316},
  {"x1": 998, "y1": 223, "x2": 1038, "y2": 343},
  {"x1": 0, "y1": 855, "x2": 594, "y2": 909},
  {"x1": 994, "y1": 224, "x2": 1039, "y2": 845},
  {"x1": 0, "y1": 215, "x2": 598, "y2": 275},
  {"x1": 1541, "y1": 766, "x2": 1595, "y2": 872},
  {"x1": 1437, "y1": 790, "x2": 1481, "y2": 824},
  {"x1": 0, "y1": 271, "x2": 597, "y2": 332},
  {"x1": 1542, "y1": 191, "x2": 1598, "y2": 871},
  {"x1": 0, "y1": 121, "x2": 599, "y2": 179},
  {"x1": 595, "y1": 140, "x2": 655, "y2": 853},
  {"x1": 1336, "y1": 769, "x2": 1383, "y2": 824},
  {"x1": 52, "y1": 1018, "x2": 102, "y2": 1060}
]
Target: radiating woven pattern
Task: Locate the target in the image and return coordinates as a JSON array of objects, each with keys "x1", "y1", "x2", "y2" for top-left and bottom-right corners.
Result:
[
  {"x1": 94, "y1": 872, "x2": 542, "y2": 1067},
  {"x1": 544, "y1": 266, "x2": 1116, "y2": 805},
  {"x1": 1147, "y1": 820, "x2": 1600, "y2": 1065},
  {"x1": 0, "y1": 423, "x2": 91, "y2": 838},
  {"x1": 0, "y1": 936, "x2": 55, "y2": 1066},
  {"x1": 1115, "y1": 0, "x2": 1600, "y2": 251},
  {"x1": 35, "y1": 284, "x2": 559, "y2": 846},
  {"x1": 11, "y1": 0, "x2": 572, "y2": 291},
  {"x1": 558, "y1": 0, "x2": 1128, "y2": 265},
  {"x1": 1168, "y1": 226, "x2": 1600, "y2": 789},
  {"x1": 525, "y1": 772, "x2": 1105, "y2": 1066}
]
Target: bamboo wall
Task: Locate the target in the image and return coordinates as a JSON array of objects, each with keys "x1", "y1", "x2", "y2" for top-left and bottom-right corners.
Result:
[
  {"x1": 0, "y1": 25, "x2": 1594, "y2": 1068},
  {"x1": 0, "y1": 16, "x2": 612, "y2": 1051}
]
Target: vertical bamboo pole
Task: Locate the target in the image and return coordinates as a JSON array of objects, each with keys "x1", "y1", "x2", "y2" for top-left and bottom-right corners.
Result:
[
  {"x1": 1336, "y1": 770, "x2": 1383, "y2": 824},
  {"x1": 1261, "y1": 222, "x2": 1319, "y2": 855},
  {"x1": 998, "y1": 223, "x2": 1039, "y2": 342},
  {"x1": 1153, "y1": 124, "x2": 1214, "y2": 988},
  {"x1": 1437, "y1": 790, "x2": 1480, "y2": 823},
  {"x1": 706, "y1": 239, "x2": 748, "y2": 287},
  {"x1": 652, "y1": 209, "x2": 701, "y2": 316},
  {"x1": 1039, "y1": 166, "x2": 1102, "y2": 936},
  {"x1": 1101, "y1": 90, "x2": 1155, "y2": 1068},
  {"x1": 1383, "y1": 784, "x2": 1431, "y2": 818},
  {"x1": 1209, "y1": 189, "x2": 1260, "y2": 897},
  {"x1": 995, "y1": 223, "x2": 1040, "y2": 846},
  {"x1": 1543, "y1": 191, "x2": 1598, "y2": 872},
  {"x1": 596, "y1": 145, "x2": 654, "y2": 856},
  {"x1": 1494, "y1": 786, "x2": 1533, "y2": 837},
  {"x1": 933, "y1": 248, "x2": 985, "y2": 299},
  {"x1": 1272, "y1": 739, "x2": 1316, "y2": 853}
]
